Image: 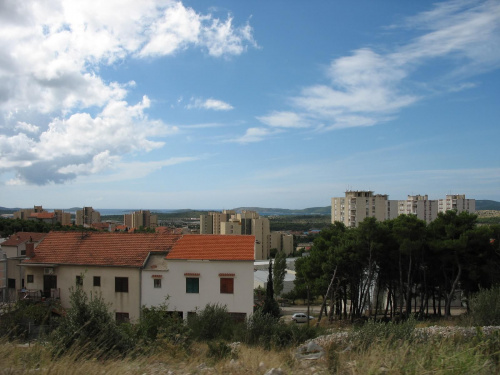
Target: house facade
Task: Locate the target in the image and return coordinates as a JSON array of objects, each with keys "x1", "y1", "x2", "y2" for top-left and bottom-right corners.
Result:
[
  {"x1": 21, "y1": 232, "x2": 181, "y2": 321},
  {"x1": 21, "y1": 232, "x2": 255, "y2": 322},
  {"x1": 0, "y1": 232, "x2": 48, "y2": 302},
  {"x1": 141, "y1": 235, "x2": 255, "y2": 320}
]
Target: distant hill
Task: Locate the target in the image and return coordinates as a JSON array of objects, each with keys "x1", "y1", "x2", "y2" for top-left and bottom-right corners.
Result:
[
  {"x1": 232, "y1": 206, "x2": 331, "y2": 216},
  {"x1": 476, "y1": 200, "x2": 500, "y2": 211}
]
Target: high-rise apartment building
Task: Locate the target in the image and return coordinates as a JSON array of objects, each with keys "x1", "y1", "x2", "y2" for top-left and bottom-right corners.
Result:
[
  {"x1": 332, "y1": 191, "x2": 475, "y2": 227},
  {"x1": 200, "y1": 210, "x2": 271, "y2": 260},
  {"x1": 53, "y1": 210, "x2": 72, "y2": 226},
  {"x1": 76, "y1": 207, "x2": 101, "y2": 226},
  {"x1": 331, "y1": 191, "x2": 389, "y2": 228},
  {"x1": 397, "y1": 195, "x2": 438, "y2": 224},
  {"x1": 270, "y1": 232, "x2": 294, "y2": 255},
  {"x1": 438, "y1": 194, "x2": 476, "y2": 214},
  {"x1": 123, "y1": 210, "x2": 158, "y2": 230}
]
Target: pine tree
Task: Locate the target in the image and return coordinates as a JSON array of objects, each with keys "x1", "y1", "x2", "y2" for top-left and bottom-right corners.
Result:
[{"x1": 262, "y1": 258, "x2": 280, "y2": 318}]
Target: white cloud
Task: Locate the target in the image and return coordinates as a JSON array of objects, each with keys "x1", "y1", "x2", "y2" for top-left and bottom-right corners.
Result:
[
  {"x1": 227, "y1": 127, "x2": 278, "y2": 144},
  {"x1": 1, "y1": 96, "x2": 179, "y2": 185},
  {"x1": 0, "y1": 0, "x2": 255, "y2": 184},
  {"x1": 186, "y1": 97, "x2": 234, "y2": 111},
  {"x1": 15, "y1": 121, "x2": 40, "y2": 133},
  {"x1": 262, "y1": 0, "x2": 500, "y2": 134},
  {"x1": 257, "y1": 111, "x2": 309, "y2": 128}
]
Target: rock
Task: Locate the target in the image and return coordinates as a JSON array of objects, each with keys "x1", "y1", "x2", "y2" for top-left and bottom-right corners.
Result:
[
  {"x1": 259, "y1": 362, "x2": 267, "y2": 372},
  {"x1": 264, "y1": 368, "x2": 284, "y2": 375},
  {"x1": 296, "y1": 341, "x2": 325, "y2": 360},
  {"x1": 306, "y1": 341, "x2": 323, "y2": 353}
]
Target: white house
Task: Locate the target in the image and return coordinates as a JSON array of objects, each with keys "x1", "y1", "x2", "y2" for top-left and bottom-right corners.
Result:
[
  {"x1": 141, "y1": 234, "x2": 255, "y2": 320},
  {"x1": 21, "y1": 231, "x2": 255, "y2": 322}
]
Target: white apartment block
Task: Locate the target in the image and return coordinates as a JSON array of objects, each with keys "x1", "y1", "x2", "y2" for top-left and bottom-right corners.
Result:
[
  {"x1": 332, "y1": 191, "x2": 475, "y2": 227},
  {"x1": 200, "y1": 210, "x2": 271, "y2": 260},
  {"x1": 438, "y1": 194, "x2": 476, "y2": 214},
  {"x1": 332, "y1": 191, "x2": 390, "y2": 228}
]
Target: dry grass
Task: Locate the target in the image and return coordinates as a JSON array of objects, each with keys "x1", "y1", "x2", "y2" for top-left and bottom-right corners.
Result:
[{"x1": 0, "y1": 339, "x2": 322, "y2": 375}]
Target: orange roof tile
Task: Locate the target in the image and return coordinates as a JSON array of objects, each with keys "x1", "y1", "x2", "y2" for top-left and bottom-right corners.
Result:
[
  {"x1": 22, "y1": 231, "x2": 182, "y2": 267},
  {"x1": 2, "y1": 232, "x2": 48, "y2": 246},
  {"x1": 167, "y1": 235, "x2": 255, "y2": 261}
]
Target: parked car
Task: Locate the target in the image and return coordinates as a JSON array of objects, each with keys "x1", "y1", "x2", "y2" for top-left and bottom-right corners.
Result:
[{"x1": 291, "y1": 313, "x2": 314, "y2": 323}]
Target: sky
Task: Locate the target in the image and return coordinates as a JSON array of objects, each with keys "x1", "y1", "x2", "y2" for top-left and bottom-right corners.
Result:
[{"x1": 1, "y1": 0, "x2": 499, "y2": 210}]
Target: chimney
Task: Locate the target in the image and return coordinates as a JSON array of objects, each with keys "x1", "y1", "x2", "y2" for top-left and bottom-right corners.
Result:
[{"x1": 26, "y1": 242, "x2": 35, "y2": 258}]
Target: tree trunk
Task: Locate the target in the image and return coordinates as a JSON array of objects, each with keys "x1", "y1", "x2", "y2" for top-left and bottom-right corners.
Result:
[
  {"x1": 445, "y1": 262, "x2": 462, "y2": 317},
  {"x1": 316, "y1": 267, "x2": 337, "y2": 326}
]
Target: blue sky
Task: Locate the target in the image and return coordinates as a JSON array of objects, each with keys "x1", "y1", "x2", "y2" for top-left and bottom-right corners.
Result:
[{"x1": 1, "y1": 0, "x2": 499, "y2": 209}]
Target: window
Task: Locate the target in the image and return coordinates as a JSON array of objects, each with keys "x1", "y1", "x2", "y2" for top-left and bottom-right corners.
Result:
[
  {"x1": 115, "y1": 277, "x2": 128, "y2": 293},
  {"x1": 154, "y1": 279, "x2": 161, "y2": 288},
  {"x1": 76, "y1": 275, "x2": 83, "y2": 286},
  {"x1": 115, "y1": 312, "x2": 129, "y2": 323},
  {"x1": 93, "y1": 276, "x2": 101, "y2": 287},
  {"x1": 220, "y1": 278, "x2": 234, "y2": 294},
  {"x1": 27, "y1": 275, "x2": 34, "y2": 283},
  {"x1": 186, "y1": 277, "x2": 199, "y2": 293},
  {"x1": 8, "y1": 278, "x2": 15, "y2": 289}
]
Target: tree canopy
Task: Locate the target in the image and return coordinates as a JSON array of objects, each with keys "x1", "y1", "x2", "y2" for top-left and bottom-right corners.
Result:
[{"x1": 294, "y1": 212, "x2": 500, "y2": 320}]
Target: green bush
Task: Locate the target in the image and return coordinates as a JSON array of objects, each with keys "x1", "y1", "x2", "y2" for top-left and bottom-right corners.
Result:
[
  {"x1": 187, "y1": 303, "x2": 234, "y2": 341},
  {"x1": 135, "y1": 302, "x2": 190, "y2": 348},
  {"x1": 0, "y1": 300, "x2": 54, "y2": 340},
  {"x1": 207, "y1": 340, "x2": 233, "y2": 361},
  {"x1": 245, "y1": 310, "x2": 321, "y2": 349},
  {"x1": 469, "y1": 286, "x2": 500, "y2": 326},
  {"x1": 50, "y1": 286, "x2": 133, "y2": 358}
]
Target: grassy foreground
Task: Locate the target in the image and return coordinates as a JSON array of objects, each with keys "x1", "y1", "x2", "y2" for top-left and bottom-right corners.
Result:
[{"x1": 2, "y1": 324, "x2": 500, "y2": 374}]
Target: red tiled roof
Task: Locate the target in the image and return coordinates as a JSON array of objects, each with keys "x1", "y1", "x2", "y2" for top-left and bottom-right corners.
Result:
[
  {"x1": 167, "y1": 235, "x2": 255, "y2": 261},
  {"x1": 22, "y1": 231, "x2": 182, "y2": 267},
  {"x1": 2, "y1": 232, "x2": 48, "y2": 246}
]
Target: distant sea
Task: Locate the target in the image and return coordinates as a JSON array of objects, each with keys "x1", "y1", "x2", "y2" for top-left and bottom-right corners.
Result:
[{"x1": 63, "y1": 209, "x2": 183, "y2": 215}]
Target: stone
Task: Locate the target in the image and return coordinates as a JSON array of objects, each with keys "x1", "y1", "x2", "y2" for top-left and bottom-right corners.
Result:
[{"x1": 264, "y1": 368, "x2": 284, "y2": 375}]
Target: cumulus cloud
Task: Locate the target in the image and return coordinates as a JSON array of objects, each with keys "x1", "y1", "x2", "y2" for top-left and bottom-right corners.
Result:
[
  {"x1": 256, "y1": 0, "x2": 500, "y2": 136},
  {"x1": 1, "y1": 96, "x2": 179, "y2": 185},
  {"x1": 15, "y1": 121, "x2": 40, "y2": 134},
  {"x1": 0, "y1": 0, "x2": 255, "y2": 185}
]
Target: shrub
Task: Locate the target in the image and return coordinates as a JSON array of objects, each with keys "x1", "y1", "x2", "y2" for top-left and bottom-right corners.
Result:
[
  {"x1": 188, "y1": 303, "x2": 234, "y2": 341},
  {"x1": 469, "y1": 286, "x2": 500, "y2": 326},
  {"x1": 50, "y1": 286, "x2": 133, "y2": 358},
  {"x1": 207, "y1": 340, "x2": 233, "y2": 361},
  {"x1": 135, "y1": 302, "x2": 190, "y2": 348},
  {"x1": 0, "y1": 300, "x2": 54, "y2": 340},
  {"x1": 245, "y1": 310, "x2": 321, "y2": 349}
]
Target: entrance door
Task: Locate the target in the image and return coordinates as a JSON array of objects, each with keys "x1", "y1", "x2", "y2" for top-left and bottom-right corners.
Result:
[{"x1": 43, "y1": 275, "x2": 57, "y2": 298}]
